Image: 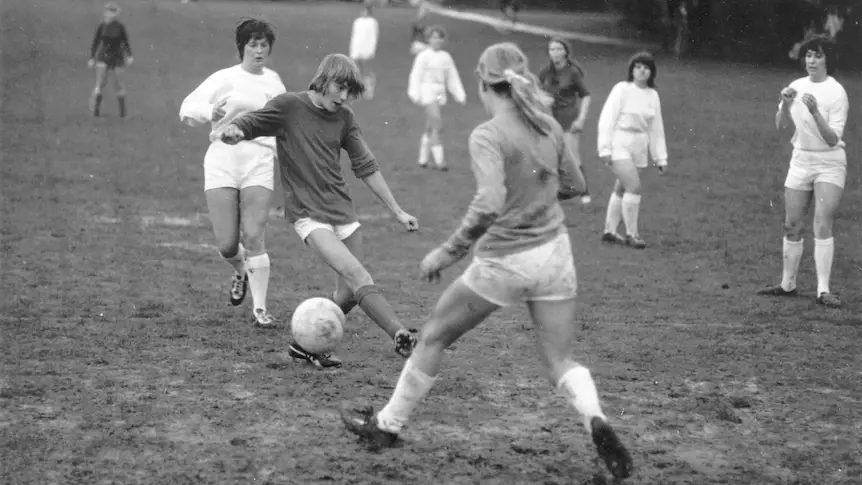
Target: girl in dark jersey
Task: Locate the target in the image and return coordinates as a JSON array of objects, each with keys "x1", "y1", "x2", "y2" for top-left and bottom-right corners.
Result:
[
  {"x1": 88, "y1": 2, "x2": 133, "y2": 118},
  {"x1": 538, "y1": 38, "x2": 592, "y2": 205}
]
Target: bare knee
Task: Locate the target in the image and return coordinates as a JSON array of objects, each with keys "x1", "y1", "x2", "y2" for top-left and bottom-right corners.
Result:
[
  {"x1": 621, "y1": 177, "x2": 641, "y2": 194},
  {"x1": 342, "y1": 264, "x2": 374, "y2": 291},
  {"x1": 217, "y1": 241, "x2": 241, "y2": 258},
  {"x1": 418, "y1": 318, "x2": 455, "y2": 350},
  {"x1": 812, "y1": 214, "x2": 834, "y2": 239},
  {"x1": 242, "y1": 226, "x2": 266, "y2": 255},
  {"x1": 783, "y1": 219, "x2": 805, "y2": 241}
]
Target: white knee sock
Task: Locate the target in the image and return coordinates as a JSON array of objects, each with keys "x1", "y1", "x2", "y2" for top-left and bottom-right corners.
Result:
[
  {"x1": 814, "y1": 237, "x2": 834, "y2": 295},
  {"x1": 376, "y1": 358, "x2": 437, "y2": 433},
  {"x1": 604, "y1": 193, "x2": 623, "y2": 234},
  {"x1": 223, "y1": 243, "x2": 246, "y2": 274},
  {"x1": 780, "y1": 237, "x2": 804, "y2": 292},
  {"x1": 621, "y1": 193, "x2": 642, "y2": 236},
  {"x1": 418, "y1": 135, "x2": 431, "y2": 166},
  {"x1": 431, "y1": 144, "x2": 445, "y2": 168},
  {"x1": 246, "y1": 253, "x2": 271, "y2": 311},
  {"x1": 557, "y1": 365, "x2": 607, "y2": 432}
]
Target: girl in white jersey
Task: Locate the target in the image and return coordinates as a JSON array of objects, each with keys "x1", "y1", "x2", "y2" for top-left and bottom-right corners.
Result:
[
  {"x1": 407, "y1": 25, "x2": 466, "y2": 171},
  {"x1": 343, "y1": 42, "x2": 633, "y2": 481},
  {"x1": 597, "y1": 52, "x2": 668, "y2": 250},
  {"x1": 757, "y1": 35, "x2": 849, "y2": 308},
  {"x1": 179, "y1": 18, "x2": 287, "y2": 326},
  {"x1": 349, "y1": 3, "x2": 379, "y2": 100}
]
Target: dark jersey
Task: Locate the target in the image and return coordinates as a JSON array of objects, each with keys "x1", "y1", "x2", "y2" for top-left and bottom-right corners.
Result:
[{"x1": 90, "y1": 20, "x2": 132, "y2": 61}]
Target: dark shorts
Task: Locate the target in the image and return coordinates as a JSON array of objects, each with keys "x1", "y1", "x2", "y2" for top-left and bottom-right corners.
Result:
[
  {"x1": 96, "y1": 54, "x2": 125, "y2": 70},
  {"x1": 553, "y1": 105, "x2": 579, "y2": 131}
]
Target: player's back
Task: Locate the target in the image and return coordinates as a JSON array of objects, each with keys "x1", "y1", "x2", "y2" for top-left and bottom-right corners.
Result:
[{"x1": 471, "y1": 111, "x2": 568, "y2": 257}]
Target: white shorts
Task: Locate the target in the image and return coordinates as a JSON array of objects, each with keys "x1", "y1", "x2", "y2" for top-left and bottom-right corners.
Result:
[
  {"x1": 611, "y1": 130, "x2": 649, "y2": 168},
  {"x1": 294, "y1": 217, "x2": 361, "y2": 243},
  {"x1": 418, "y1": 83, "x2": 447, "y2": 106},
  {"x1": 461, "y1": 230, "x2": 577, "y2": 307},
  {"x1": 203, "y1": 141, "x2": 275, "y2": 191},
  {"x1": 784, "y1": 149, "x2": 847, "y2": 191}
]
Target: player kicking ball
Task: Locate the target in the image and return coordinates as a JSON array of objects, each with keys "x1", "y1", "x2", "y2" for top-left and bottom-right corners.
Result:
[{"x1": 221, "y1": 54, "x2": 420, "y2": 369}]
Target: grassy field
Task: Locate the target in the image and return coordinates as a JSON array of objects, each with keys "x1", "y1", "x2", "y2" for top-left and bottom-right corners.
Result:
[{"x1": 2, "y1": 0, "x2": 861, "y2": 484}]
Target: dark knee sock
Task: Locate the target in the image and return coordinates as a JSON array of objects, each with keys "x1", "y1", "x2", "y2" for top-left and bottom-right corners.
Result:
[
  {"x1": 354, "y1": 284, "x2": 403, "y2": 338},
  {"x1": 118, "y1": 95, "x2": 126, "y2": 118}
]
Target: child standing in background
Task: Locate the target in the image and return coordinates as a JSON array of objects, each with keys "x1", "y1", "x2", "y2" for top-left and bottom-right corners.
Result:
[
  {"x1": 407, "y1": 26, "x2": 466, "y2": 171},
  {"x1": 88, "y1": 2, "x2": 133, "y2": 117},
  {"x1": 350, "y1": 3, "x2": 379, "y2": 100}
]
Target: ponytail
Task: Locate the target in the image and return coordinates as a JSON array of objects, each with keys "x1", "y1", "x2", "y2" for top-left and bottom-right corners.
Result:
[{"x1": 503, "y1": 68, "x2": 554, "y2": 136}]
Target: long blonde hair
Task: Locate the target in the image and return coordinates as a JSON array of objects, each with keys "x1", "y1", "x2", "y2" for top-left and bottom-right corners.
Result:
[{"x1": 475, "y1": 42, "x2": 555, "y2": 136}]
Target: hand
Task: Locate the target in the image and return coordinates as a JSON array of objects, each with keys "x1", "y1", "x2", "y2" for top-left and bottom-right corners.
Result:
[
  {"x1": 656, "y1": 163, "x2": 668, "y2": 175},
  {"x1": 569, "y1": 118, "x2": 585, "y2": 133},
  {"x1": 87, "y1": 59, "x2": 95, "y2": 68},
  {"x1": 396, "y1": 211, "x2": 419, "y2": 232},
  {"x1": 126, "y1": 56, "x2": 134, "y2": 67},
  {"x1": 800, "y1": 93, "x2": 818, "y2": 114},
  {"x1": 220, "y1": 124, "x2": 245, "y2": 145},
  {"x1": 601, "y1": 155, "x2": 613, "y2": 167},
  {"x1": 780, "y1": 87, "x2": 796, "y2": 104},
  {"x1": 419, "y1": 247, "x2": 459, "y2": 283},
  {"x1": 212, "y1": 99, "x2": 227, "y2": 123}
]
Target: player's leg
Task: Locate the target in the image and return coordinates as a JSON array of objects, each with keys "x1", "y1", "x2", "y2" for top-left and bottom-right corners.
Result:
[
  {"x1": 610, "y1": 155, "x2": 645, "y2": 248},
  {"x1": 757, "y1": 167, "x2": 812, "y2": 297},
  {"x1": 417, "y1": 99, "x2": 433, "y2": 167},
  {"x1": 812, "y1": 176, "x2": 844, "y2": 307},
  {"x1": 529, "y1": 297, "x2": 634, "y2": 478},
  {"x1": 90, "y1": 63, "x2": 109, "y2": 116},
  {"x1": 205, "y1": 186, "x2": 247, "y2": 305},
  {"x1": 342, "y1": 276, "x2": 500, "y2": 446},
  {"x1": 523, "y1": 233, "x2": 632, "y2": 478},
  {"x1": 426, "y1": 101, "x2": 446, "y2": 170},
  {"x1": 111, "y1": 65, "x2": 127, "y2": 118},
  {"x1": 564, "y1": 132, "x2": 591, "y2": 204},
  {"x1": 603, "y1": 157, "x2": 640, "y2": 246},
  {"x1": 239, "y1": 183, "x2": 274, "y2": 326},
  {"x1": 332, "y1": 228, "x2": 363, "y2": 315},
  {"x1": 304, "y1": 226, "x2": 416, "y2": 356}
]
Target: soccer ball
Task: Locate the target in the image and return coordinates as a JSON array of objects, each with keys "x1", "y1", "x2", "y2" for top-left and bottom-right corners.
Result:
[{"x1": 290, "y1": 297, "x2": 345, "y2": 354}]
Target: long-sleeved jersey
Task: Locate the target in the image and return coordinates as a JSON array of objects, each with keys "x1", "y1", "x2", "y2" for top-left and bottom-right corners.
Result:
[
  {"x1": 538, "y1": 61, "x2": 590, "y2": 127},
  {"x1": 179, "y1": 65, "x2": 286, "y2": 152},
  {"x1": 597, "y1": 81, "x2": 667, "y2": 165},
  {"x1": 444, "y1": 109, "x2": 583, "y2": 259},
  {"x1": 90, "y1": 20, "x2": 132, "y2": 61},
  {"x1": 350, "y1": 15, "x2": 379, "y2": 60},
  {"x1": 782, "y1": 76, "x2": 848, "y2": 153},
  {"x1": 231, "y1": 92, "x2": 380, "y2": 225},
  {"x1": 407, "y1": 48, "x2": 466, "y2": 104}
]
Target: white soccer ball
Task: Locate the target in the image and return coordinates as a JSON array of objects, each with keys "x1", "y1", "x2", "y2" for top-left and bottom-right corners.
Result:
[{"x1": 290, "y1": 297, "x2": 345, "y2": 354}]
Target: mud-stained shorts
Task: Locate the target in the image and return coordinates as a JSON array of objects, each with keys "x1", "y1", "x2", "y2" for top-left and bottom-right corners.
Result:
[{"x1": 461, "y1": 230, "x2": 577, "y2": 307}]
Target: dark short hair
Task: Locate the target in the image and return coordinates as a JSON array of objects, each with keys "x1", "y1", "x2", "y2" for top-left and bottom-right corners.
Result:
[
  {"x1": 235, "y1": 18, "x2": 276, "y2": 60},
  {"x1": 307, "y1": 53, "x2": 366, "y2": 99},
  {"x1": 798, "y1": 34, "x2": 838, "y2": 75},
  {"x1": 425, "y1": 25, "x2": 446, "y2": 41},
  {"x1": 626, "y1": 51, "x2": 657, "y2": 87}
]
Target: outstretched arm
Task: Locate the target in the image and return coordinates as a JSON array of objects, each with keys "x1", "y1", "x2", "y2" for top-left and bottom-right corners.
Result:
[{"x1": 231, "y1": 94, "x2": 292, "y2": 140}]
